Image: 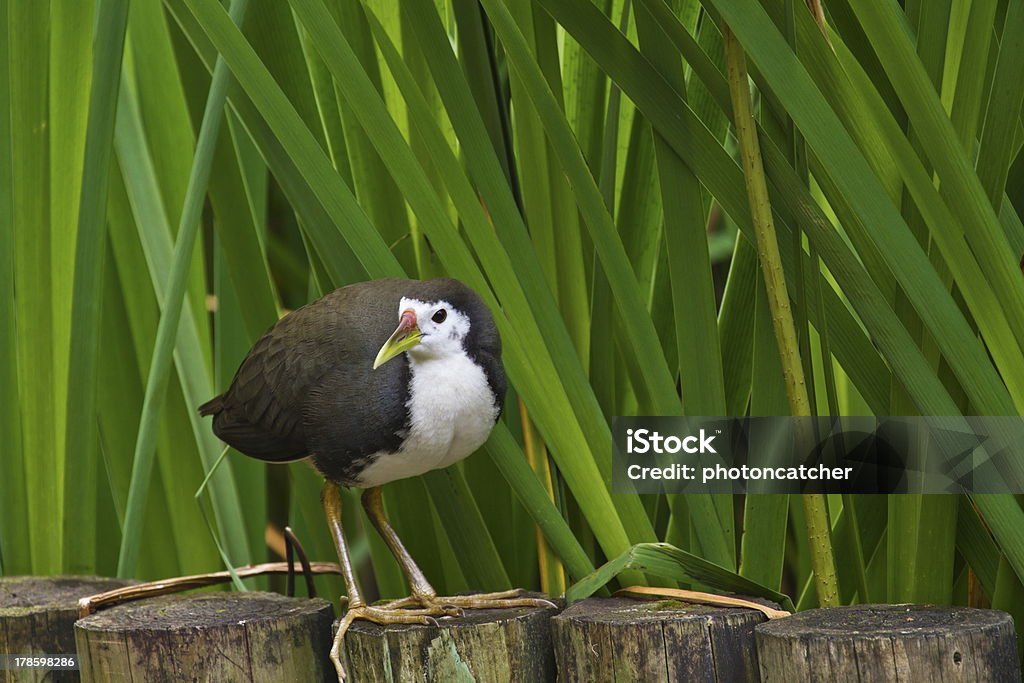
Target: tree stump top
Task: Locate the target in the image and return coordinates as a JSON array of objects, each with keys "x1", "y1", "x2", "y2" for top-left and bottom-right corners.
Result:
[
  {"x1": 555, "y1": 595, "x2": 771, "y2": 624},
  {"x1": 75, "y1": 591, "x2": 335, "y2": 682},
  {"x1": 0, "y1": 576, "x2": 137, "y2": 616},
  {"x1": 347, "y1": 601, "x2": 554, "y2": 636},
  {"x1": 756, "y1": 604, "x2": 1019, "y2": 683},
  {"x1": 2, "y1": 577, "x2": 140, "y2": 683},
  {"x1": 757, "y1": 604, "x2": 1013, "y2": 639},
  {"x1": 344, "y1": 595, "x2": 559, "y2": 682},
  {"x1": 553, "y1": 596, "x2": 772, "y2": 683},
  {"x1": 75, "y1": 590, "x2": 330, "y2": 632}
]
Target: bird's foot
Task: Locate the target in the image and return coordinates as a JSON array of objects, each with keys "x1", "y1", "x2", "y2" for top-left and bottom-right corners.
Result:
[
  {"x1": 383, "y1": 588, "x2": 558, "y2": 615},
  {"x1": 329, "y1": 590, "x2": 557, "y2": 679},
  {"x1": 330, "y1": 602, "x2": 448, "y2": 680}
]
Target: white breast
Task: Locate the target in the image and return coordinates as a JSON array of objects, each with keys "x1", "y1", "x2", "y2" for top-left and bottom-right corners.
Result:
[{"x1": 354, "y1": 352, "x2": 498, "y2": 488}]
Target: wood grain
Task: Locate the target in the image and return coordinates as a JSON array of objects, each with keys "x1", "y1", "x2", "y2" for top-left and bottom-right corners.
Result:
[
  {"x1": 74, "y1": 591, "x2": 334, "y2": 682},
  {"x1": 552, "y1": 596, "x2": 771, "y2": 682},
  {"x1": 343, "y1": 598, "x2": 558, "y2": 682},
  {"x1": 755, "y1": 604, "x2": 1019, "y2": 682},
  {"x1": 1, "y1": 575, "x2": 137, "y2": 683}
]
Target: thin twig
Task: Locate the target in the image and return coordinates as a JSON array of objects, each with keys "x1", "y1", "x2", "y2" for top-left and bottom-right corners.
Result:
[
  {"x1": 78, "y1": 561, "x2": 342, "y2": 618},
  {"x1": 284, "y1": 525, "x2": 318, "y2": 598}
]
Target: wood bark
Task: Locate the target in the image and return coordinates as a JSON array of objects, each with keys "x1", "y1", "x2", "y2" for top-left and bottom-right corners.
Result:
[
  {"x1": 1, "y1": 575, "x2": 137, "y2": 683},
  {"x1": 74, "y1": 591, "x2": 334, "y2": 682},
  {"x1": 552, "y1": 596, "x2": 770, "y2": 682},
  {"x1": 343, "y1": 600, "x2": 558, "y2": 682},
  {"x1": 755, "y1": 604, "x2": 1019, "y2": 682}
]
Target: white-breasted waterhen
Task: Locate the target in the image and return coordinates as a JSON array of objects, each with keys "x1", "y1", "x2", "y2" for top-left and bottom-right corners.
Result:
[{"x1": 199, "y1": 278, "x2": 553, "y2": 678}]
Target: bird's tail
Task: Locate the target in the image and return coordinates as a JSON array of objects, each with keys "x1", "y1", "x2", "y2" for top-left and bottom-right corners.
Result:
[{"x1": 198, "y1": 394, "x2": 225, "y2": 417}]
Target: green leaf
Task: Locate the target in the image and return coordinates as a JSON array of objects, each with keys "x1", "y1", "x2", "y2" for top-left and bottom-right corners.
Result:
[
  {"x1": 422, "y1": 468, "x2": 512, "y2": 590},
  {"x1": 0, "y1": 0, "x2": 28, "y2": 575},
  {"x1": 106, "y1": 167, "x2": 225, "y2": 576},
  {"x1": 975, "y1": 0, "x2": 1024, "y2": 207},
  {"x1": 846, "y1": 0, "x2": 1024, "y2": 389},
  {"x1": 114, "y1": 73, "x2": 251, "y2": 574},
  {"x1": 479, "y1": 0, "x2": 680, "y2": 414},
  {"x1": 118, "y1": 0, "x2": 250, "y2": 579},
  {"x1": 62, "y1": 0, "x2": 129, "y2": 574},
  {"x1": 550, "y1": 0, "x2": 1009, "y2": 418},
  {"x1": 635, "y1": 1, "x2": 726, "y2": 414},
  {"x1": 566, "y1": 542, "x2": 794, "y2": 611},
  {"x1": 9, "y1": 0, "x2": 60, "y2": 574},
  {"x1": 178, "y1": 0, "x2": 401, "y2": 280},
  {"x1": 484, "y1": 425, "x2": 595, "y2": 583}
]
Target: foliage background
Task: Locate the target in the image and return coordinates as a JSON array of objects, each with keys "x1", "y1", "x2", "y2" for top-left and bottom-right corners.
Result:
[{"x1": 2, "y1": 0, "x2": 1024, "y2": 650}]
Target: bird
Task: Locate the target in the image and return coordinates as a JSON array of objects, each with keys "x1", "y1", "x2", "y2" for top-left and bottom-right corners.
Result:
[{"x1": 199, "y1": 277, "x2": 553, "y2": 679}]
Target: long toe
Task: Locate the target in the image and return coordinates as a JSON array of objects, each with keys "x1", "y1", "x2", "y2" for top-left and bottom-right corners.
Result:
[
  {"x1": 441, "y1": 595, "x2": 558, "y2": 610},
  {"x1": 379, "y1": 595, "x2": 462, "y2": 616},
  {"x1": 330, "y1": 603, "x2": 454, "y2": 681},
  {"x1": 427, "y1": 590, "x2": 558, "y2": 611},
  {"x1": 345, "y1": 603, "x2": 445, "y2": 625},
  {"x1": 452, "y1": 588, "x2": 527, "y2": 601}
]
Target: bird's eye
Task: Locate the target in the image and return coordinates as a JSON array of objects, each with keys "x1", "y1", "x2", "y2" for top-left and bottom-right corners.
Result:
[{"x1": 432, "y1": 309, "x2": 447, "y2": 324}]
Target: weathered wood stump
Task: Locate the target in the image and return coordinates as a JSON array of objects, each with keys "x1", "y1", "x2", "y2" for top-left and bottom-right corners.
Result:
[
  {"x1": 343, "y1": 598, "x2": 559, "y2": 682},
  {"x1": 552, "y1": 596, "x2": 771, "y2": 682},
  {"x1": 755, "y1": 604, "x2": 1019, "y2": 682},
  {"x1": 0, "y1": 575, "x2": 137, "y2": 683},
  {"x1": 74, "y1": 591, "x2": 334, "y2": 682}
]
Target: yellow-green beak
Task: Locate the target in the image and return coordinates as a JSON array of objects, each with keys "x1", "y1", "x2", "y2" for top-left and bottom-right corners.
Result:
[{"x1": 373, "y1": 309, "x2": 422, "y2": 369}]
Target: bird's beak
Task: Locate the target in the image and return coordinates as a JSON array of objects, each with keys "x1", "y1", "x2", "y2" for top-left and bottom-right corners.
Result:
[{"x1": 373, "y1": 309, "x2": 422, "y2": 369}]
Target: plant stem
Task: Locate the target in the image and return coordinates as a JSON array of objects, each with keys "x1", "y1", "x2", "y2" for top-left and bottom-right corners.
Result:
[
  {"x1": 519, "y1": 398, "x2": 566, "y2": 595},
  {"x1": 722, "y1": 24, "x2": 840, "y2": 607}
]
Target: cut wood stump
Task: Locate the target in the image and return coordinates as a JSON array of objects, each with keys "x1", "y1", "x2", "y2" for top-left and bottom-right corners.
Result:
[
  {"x1": 342, "y1": 596, "x2": 559, "y2": 682},
  {"x1": 755, "y1": 604, "x2": 1019, "y2": 682},
  {"x1": 74, "y1": 591, "x2": 334, "y2": 682},
  {"x1": 552, "y1": 596, "x2": 772, "y2": 682},
  {"x1": 0, "y1": 575, "x2": 137, "y2": 683}
]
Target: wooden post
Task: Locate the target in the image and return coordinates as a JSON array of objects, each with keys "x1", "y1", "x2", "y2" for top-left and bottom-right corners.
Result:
[
  {"x1": 1, "y1": 576, "x2": 137, "y2": 683},
  {"x1": 755, "y1": 604, "x2": 1019, "y2": 682},
  {"x1": 343, "y1": 600, "x2": 559, "y2": 682},
  {"x1": 552, "y1": 596, "x2": 770, "y2": 682},
  {"x1": 74, "y1": 591, "x2": 335, "y2": 682}
]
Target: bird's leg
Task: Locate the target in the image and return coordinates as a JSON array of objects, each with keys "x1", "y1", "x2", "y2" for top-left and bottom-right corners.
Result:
[
  {"x1": 360, "y1": 486, "x2": 439, "y2": 602},
  {"x1": 321, "y1": 482, "x2": 442, "y2": 680},
  {"x1": 361, "y1": 486, "x2": 557, "y2": 613}
]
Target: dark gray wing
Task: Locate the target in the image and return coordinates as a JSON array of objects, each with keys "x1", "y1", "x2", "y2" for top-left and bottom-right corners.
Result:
[{"x1": 201, "y1": 279, "x2": 413, "y2": 467}]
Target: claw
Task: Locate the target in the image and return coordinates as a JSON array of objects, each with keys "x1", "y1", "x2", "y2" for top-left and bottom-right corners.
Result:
[{"x1": 438, "y1": 602, "x2": 463, "y2": 617}]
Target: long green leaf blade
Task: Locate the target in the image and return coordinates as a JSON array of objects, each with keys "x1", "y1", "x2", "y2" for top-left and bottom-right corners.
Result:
[{"x1": 62, "y1": 0, "x2": 130, "y2": 574}]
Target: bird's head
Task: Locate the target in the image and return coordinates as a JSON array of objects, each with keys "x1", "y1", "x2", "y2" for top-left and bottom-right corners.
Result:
[{"x1": 373, "y1": 296, "x2": 472, "y2": 369}]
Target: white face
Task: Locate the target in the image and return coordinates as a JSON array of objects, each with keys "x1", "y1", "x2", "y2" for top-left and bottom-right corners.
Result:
[{"x1": 399, "y1": 297, "x2": 471, "y2": 360}]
